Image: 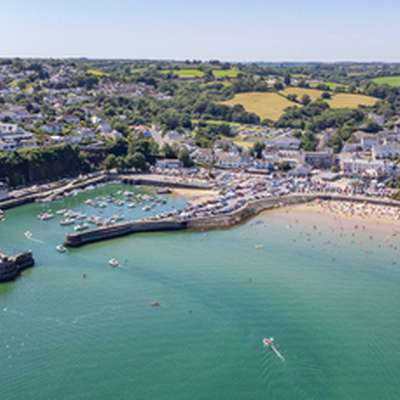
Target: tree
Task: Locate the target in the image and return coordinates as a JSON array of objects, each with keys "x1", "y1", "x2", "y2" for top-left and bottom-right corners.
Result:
[
  {"x1": 327, "y1": 134, "x2": 343, "y2": 153},
  {"x1": 301, "y1": 95, "x2": 312, "y2": 106},
  {"x1": 364, "y1": 121, "x2": 381, "y2": 133},
  {"x1": 161, "y1": 143, "x2": 178, "y2": 159},
  {"x1": 251, "y1": 142, "x2": 265, "y2": 159},
  {"x1": 102, "y1": 154, "x2": 118, "y2": 170},
  {"x1": 321, "y1": 91, "x2": 332, "y2": 100},
  {"x1": 178, "y1": 148, "x2": 194, "y2": 167},
  {"x1": 284, "y1": 74, "x2": 291, "y2": 86},
  {"x1": 301, "y1": 131, "x2": 318, "y2": 151},
  {"x1": 128, "y1": 136, "x2": 159, "y2": 165},
  {"x1": 278, "y1": 161, "x2": 292, "y2": 172},
  {"x1": 125, "y1": 152, "x2": 148, "y2": 171}
]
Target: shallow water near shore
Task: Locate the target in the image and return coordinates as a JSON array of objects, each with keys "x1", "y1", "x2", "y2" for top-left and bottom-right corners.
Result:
[{"x1": 1, "y1": 184, "x2": 400, "y2": 400}]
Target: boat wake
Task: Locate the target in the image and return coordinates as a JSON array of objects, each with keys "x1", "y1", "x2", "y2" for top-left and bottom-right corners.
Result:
[{"x1": 24, "y1": 231, "x2": 44, "y2": 244}]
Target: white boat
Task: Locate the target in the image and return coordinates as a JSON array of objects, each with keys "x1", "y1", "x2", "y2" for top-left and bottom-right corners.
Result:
[
  {"x1": 60, "y1": 218, "x2": 75, "y2": 226},
  {"x1": 38, "y1": 212, "x2": 54, "y2": 221},
  {"x1": 74, "y1": 223, "x2": 89, "y2": 232},
  {"x1": 56, "y1": 244, "x2": 66, "y2": 253},
  {"x1": 109, "y1": 258, "x2": 119, "y2": 268}
]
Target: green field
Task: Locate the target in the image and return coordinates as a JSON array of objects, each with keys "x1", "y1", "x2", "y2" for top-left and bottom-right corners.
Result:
[
  {"x1": 212, "y1": 68, "x2": 238, "y2": 78},
  {"x1": 222, "y1": 92, "x2": 297, "y2": 121},
  {"x1": 309, "y1": 81, "x2": 348, "y2": 90},
  {"x1": 87, "y1": 68, "x2": 108, "y2": 77},
  {"x1": 372, "y1": 76, "x2": 400, "y2": 87},
  {"x1": 161, "y1": 69, "x2": 205, "y2": 78}
]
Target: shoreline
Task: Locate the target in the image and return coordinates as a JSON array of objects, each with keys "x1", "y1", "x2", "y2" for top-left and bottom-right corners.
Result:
[{"x1": 64, "y1": 193, "x2": 400, "y2": 247}]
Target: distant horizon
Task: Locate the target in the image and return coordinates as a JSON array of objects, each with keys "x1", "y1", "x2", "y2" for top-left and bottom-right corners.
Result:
[
  {"x1": 3, "y1": 0, "x2": 400, "y2": 63},
  {"x1": 2, "y1": 56, "x2": 400, "y2": 65}
]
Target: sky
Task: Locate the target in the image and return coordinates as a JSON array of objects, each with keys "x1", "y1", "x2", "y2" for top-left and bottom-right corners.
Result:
[{"x1": 2, "y1": 0, "x2": 400, "y2": 62}]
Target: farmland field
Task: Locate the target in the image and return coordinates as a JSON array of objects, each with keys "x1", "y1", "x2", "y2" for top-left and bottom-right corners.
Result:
[
  {"x1": 161, "y1": 69, "x2": 205, "y2": 78},
  {"x1": 328, "y1": 93, "x2": 378, "y2": 108},
  {"x1": 222, "y1": 92, "x2": 297, "y2": 121},
  {"x1": 87, "y1": 68, "x2": 108, "y2": 77},
  {"x1": 213, "y1": 68, "x2": 238, "y2": 78},
  {"x1": 372, "y1": 76, "x2": 400, "y2": 87},
  {"x1": 309, "y1": 81, "x2": 348, "y2": 90},
  {"x1": 281, "y1": 87, "x2": 323, "y2": 101}
]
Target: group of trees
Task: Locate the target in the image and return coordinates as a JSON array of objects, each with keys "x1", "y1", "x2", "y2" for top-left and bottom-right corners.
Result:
[
  {"x1": 0, "y1": 144, "x2": 91, "y2": 187},
  {"x1": 101, "y1": 135, "x2": 194, "y2": 172}
]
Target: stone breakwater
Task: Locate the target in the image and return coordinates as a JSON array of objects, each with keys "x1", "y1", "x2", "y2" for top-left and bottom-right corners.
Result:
[{"x1": 0, "y1": 251, "x2": 35, "y2": 283}]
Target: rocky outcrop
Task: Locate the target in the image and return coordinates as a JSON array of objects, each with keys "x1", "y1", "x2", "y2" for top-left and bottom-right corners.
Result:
[{"x1": 0, "y1": 251, "x2": 35, "y2": 283}]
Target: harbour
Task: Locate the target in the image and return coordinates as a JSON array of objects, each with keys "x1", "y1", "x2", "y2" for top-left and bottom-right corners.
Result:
[{"x1": 0, "y1": 183, "x2": 399, "y2": 400}]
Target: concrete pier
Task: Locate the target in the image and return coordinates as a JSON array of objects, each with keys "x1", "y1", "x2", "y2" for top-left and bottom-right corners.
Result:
[
  {"x1": 64, "y1": 220, "x2": 187, "y2": 247},
  {"x1": 0, "y1": 251, "x2": 35, "y2": 283}
]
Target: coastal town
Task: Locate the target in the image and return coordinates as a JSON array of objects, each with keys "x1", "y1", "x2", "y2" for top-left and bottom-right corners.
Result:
[
  {"x1": 1, "y1": 59, "x2": 400, "y2": 278},
  {"x1": 3, "y1": 1, "x2": 400, "y2": 399}
]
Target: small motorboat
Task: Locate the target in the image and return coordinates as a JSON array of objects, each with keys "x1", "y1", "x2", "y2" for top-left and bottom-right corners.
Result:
[
  {"x1": 38, "y1": 212, "x2": 54, "y2": 221},
  {"x1": 157, "y1": 187, "x2": 172, "y2": 195},
  {"x1": 263, "y1": 337, "x2": 285, "y2": 361},
  {"x1": 56, "y1": 244, "x2": 66, "y2": 253},
  {"x1": 60, "y1": 218, "x2": 75, "y2": 226},
  {"x1": 150, "y1": 300, "x2": 161, "y2": 307},
  {"x1": 263, "y1": 337, "x2": 274, "y2": 347},
  {"x1": 74, "y1": 223, "x2": 89, "y2": 232},
  {"x1": 108, "y1": 258, "x2": 119, "y2": 268}
]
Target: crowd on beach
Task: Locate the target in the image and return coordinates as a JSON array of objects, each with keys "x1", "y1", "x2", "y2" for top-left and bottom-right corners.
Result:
[{"x1": 312, "y1": 199, "x2": 400, "y2": 223}]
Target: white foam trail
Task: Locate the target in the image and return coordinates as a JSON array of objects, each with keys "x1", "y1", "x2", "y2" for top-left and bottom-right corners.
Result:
[
  {"x1": 24, "y1": 232, "x2": 44, "y2": 244},
  {"x1": 271, "y1": 344, "x2": 285, "y2": 362}
]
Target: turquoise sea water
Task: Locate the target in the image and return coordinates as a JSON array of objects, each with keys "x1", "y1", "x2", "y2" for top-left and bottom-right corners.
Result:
[{"x1": 0, "y1": 184, "x2": 400, "y2": 400}]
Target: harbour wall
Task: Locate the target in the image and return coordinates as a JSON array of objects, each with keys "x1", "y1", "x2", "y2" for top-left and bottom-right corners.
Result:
[
  {"x1": 63, "y1": 193, "x2": 400, "y2": 248},
  {"x1": 0, "y1": 251, "x2": 35, "y2": 283},
  {"x1": 64, "y1": 220, "x2": 187, "y2": 247},
  {"x1": 187, "y1": 194, "x2": 317, "y2": 230}
]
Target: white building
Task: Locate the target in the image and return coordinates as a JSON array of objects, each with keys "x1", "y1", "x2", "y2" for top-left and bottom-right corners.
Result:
[
  {"x1": 341, "y1": 157, "x2": 394, "y2": 178},
  {"x1": 372, "y1": 144, "x2": 400, "y2": 160}
]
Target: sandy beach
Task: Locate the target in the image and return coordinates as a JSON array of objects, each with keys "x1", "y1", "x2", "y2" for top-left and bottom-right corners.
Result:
[
  {"x1": 171, "y1": 188, "x2": 218, "y2": 205},
  {"x1": 266, "y1": 199, "x2": 400, "y2": 238}
]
